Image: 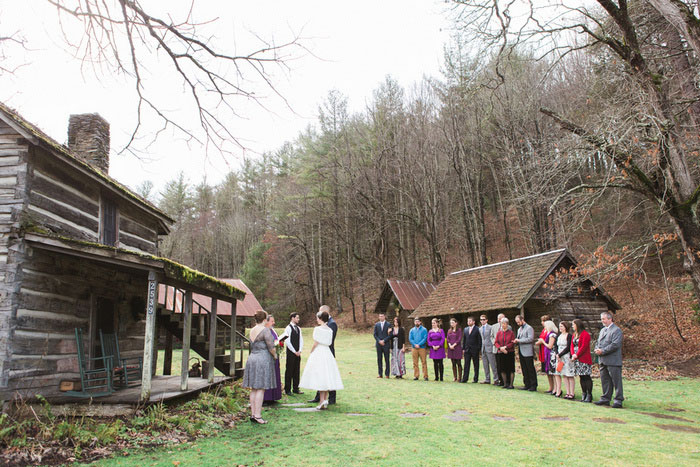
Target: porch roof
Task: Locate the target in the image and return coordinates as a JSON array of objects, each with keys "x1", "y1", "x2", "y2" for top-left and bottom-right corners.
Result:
[{"x1": 24, "y1": 233, "x2": 245, "y2": 302}]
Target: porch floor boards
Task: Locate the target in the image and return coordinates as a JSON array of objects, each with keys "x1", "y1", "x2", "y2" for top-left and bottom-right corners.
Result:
[{"x1": 48, "y1": 375, "x2": 232, "y2": 406}]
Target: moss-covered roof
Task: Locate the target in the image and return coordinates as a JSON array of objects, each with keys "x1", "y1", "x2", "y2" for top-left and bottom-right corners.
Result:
[
  {"x1": 0, "y1": 100, "x2": 174, "y2": 228},
  {"x1": 24, "y1": 232, "x2": 245, "y2": 301}
]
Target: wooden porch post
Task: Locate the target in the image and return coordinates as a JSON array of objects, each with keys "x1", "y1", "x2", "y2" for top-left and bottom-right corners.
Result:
[
  {"x1": 229, "y1": 300, "x2": 237, "y2": 377},
  {"x1": 163, "y1": 332, "x2": 173, "y2": 375},
  {"x1": 208, "y1": 299, "x2": 217, "y2": 383},
  {"x1": 140, "y1": 270, "x2": 159, "y2": 402},
  {"x1": 180, "y1": 290, "x2": 193, "y2": 391}
]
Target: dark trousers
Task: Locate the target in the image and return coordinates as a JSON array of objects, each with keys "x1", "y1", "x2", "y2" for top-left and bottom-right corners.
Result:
[
  {"x1": 377, "y1": 344, "x2": 390, "y2": 377},
  {"x1": 432, "y1": 359, "x2": 444, "y2": 380},
  {"x1": 284, "y1": 350, "x2": 301, "y2": 392},
  {"x1": 495, "y1": 351, "x2": 502, "y2": 383},
  {"x1": 314, "y1": 346, "x2": 337, "y2": 404},
  {"x1": 600, "y1": 363, "x2": 624, "y2": 404},
  {"x1": 462, "y1": 350, "x2": 480, "y2": 382},
  {"x1": 519, "y1": 352, "x2": 537, "y2": 389}
]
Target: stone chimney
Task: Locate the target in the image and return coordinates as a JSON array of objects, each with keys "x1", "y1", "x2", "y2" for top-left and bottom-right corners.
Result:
[{"x1": 67, "y1": 113, "x2": 110, "y2": 173}]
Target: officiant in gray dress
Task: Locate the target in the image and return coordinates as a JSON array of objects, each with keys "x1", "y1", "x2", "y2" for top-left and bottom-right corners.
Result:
[{"x1": 243, "y1": 310, "x2": 278, "y2": 424}]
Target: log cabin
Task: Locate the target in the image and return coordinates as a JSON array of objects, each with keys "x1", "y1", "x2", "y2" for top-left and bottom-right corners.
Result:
[
  {"x1": 0, "y1": 101, "x2": 246, "y2": 405},
  {"x1": 410, "y1": 249, "x2": 620, "y2": 336}
]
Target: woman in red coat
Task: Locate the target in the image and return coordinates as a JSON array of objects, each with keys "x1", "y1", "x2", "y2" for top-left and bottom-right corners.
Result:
[
  {"x1": 570, "y1": 319, "x2": 593, "y2": 403},
  {"x1": 495, "y1": 317, "x2": 516, "y2": 389}
]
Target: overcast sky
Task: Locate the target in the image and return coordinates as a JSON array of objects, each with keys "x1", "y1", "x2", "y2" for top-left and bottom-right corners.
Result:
[{"x1": 0, "y1": 0, "x2": 452, "y2": 196}]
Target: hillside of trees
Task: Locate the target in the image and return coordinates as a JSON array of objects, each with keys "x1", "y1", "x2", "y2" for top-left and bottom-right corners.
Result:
[{"x1": 142, "y1": 1, "x2": 700, "y2": 367}]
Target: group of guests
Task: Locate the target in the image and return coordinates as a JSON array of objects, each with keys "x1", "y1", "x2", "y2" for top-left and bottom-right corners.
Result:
[
  {"x1": 374, "y1": 310, "x2": 625, "y2": 408},
  {"x1": 242, "y1": 306, "x2": 344, "y2": 424}
]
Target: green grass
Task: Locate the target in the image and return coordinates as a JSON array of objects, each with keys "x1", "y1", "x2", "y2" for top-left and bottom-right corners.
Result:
[{"x1": 97, "y1": 329, "x2": 700, "y2": 467}]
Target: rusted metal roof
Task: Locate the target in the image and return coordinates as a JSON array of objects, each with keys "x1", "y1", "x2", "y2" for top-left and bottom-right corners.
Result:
[
  {"x1": 374, "y1": 279, "x2": 437, "y2": 313},
  {"x1": 158, "y1": 278, "x2": 263, "y2": 317},
  {"x1": 410, "y1": 249, "x2": 619, "y2": 319}
]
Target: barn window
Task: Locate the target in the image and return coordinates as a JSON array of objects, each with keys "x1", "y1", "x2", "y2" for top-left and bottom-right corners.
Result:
[{"x1": 101, "y1": 198, "x2": 118, "y2": 246}]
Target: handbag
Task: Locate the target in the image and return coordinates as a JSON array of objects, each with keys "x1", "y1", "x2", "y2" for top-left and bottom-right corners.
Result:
[{"x1": 556, "y1": 360, "x2": 564, "y2": 372}]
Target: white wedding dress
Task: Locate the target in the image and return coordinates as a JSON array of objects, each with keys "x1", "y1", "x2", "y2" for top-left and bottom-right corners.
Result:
[{"x1": 299, "y1": 325, "x2": 344, "y2": 391}]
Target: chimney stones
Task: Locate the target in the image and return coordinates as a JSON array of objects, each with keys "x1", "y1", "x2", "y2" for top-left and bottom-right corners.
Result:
[{"x1": 67, "y1": 113, "x2": 110, "y2": 174}]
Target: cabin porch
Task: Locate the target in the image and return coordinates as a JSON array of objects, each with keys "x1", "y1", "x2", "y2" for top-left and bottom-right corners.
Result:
[
  {"x1": 1, "y1": 233, "x2": 246, "y2": 405},
  {"x1": 45, "y1": 375, "x2": 232, "y2": 407}
]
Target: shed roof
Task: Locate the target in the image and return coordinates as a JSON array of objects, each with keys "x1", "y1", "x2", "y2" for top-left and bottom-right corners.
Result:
[
  {"x1": 158, "y1": 279, "x2": 263, "y2": 317},
  {"x1": 410, "y1": 249, "x2": 619, "y2": 319},
  {"x1": 0, "y1": 101, "x2": 174, "y2": 234},
  {"x1": 374, "y1": 279, "x2": 437, "y2": 313}
]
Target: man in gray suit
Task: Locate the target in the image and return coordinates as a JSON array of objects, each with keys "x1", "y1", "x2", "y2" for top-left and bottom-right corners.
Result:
[
  {"x1": 479, "y1": 314, "x2": 496, "y2": 384},
  {"x1": 514, "y1": 315, "x2": 537, "y2": 391},
  {"x1": 594, "y1": 311, "x2": 624, "y2": 408}
]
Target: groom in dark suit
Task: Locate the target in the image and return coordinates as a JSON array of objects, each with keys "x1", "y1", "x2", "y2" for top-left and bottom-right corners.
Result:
[
  {"x1": 461, "y1": 315, "x2": 482, "y2": 383},
  {"x1": 374, "y1": 313, "x2": 391, "y2": 378},
  {"x1": 309, "y1": 305, "x2": 339, "y2": 404}
]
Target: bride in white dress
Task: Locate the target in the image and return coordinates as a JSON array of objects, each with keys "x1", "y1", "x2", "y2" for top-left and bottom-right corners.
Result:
[{"x1": 299, "y1": 310, "x2": 344, "y2": 410}]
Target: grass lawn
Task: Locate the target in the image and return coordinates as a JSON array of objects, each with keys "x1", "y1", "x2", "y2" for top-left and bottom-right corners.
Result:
[{"x1": 97, "y1": 329, "x2": 700, "y2": 467}]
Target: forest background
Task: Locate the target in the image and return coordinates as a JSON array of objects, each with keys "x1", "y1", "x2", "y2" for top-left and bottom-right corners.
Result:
[{"x1": 137, "y1": 1, "x2": 700, "y2": 371}]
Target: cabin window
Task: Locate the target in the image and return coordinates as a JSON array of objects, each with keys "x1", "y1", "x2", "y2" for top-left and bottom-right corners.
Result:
[{"x1": 101, "y1": 198, "x2": 118, "y2": 246}]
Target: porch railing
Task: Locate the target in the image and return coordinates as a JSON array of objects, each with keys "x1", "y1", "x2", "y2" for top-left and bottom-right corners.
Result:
[{"x1": 160, "y1": 284, "x2": 250, "y2": 371}]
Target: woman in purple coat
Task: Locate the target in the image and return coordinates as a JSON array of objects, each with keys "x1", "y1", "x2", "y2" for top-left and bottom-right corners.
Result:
[
  {"x1": 427, "y1": 318, "x2": 446, "y2": 381},
  {"x1": 446, "y1": 318, "x2": 463, "y2": 382},
  {"x1": 263, "y1": 315, "x2": 282, "y2": 404}
]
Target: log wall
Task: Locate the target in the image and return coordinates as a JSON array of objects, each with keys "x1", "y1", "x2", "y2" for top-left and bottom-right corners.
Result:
[
  {"x1": 25, "y1": 147, "x2": 161, "y2": 255},
  {"x1": 0, "y1": 119, "x2": 29, "y2": 390}
]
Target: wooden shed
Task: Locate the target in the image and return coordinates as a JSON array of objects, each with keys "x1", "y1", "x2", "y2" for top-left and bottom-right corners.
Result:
[
  {"x1": 0, "y1": 102, "x2": 246, "y2": 405},
  {"x1": 374, "y1": 279, "x2": 437, "y2": 335},
  {"x1": 410, "y1": 249, "x2": 620, "y2": 334}
]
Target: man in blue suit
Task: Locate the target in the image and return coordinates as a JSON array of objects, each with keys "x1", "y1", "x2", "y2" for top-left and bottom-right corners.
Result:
[{"x1": 374, "y1": 313, "x2": 391, "y2": 378}]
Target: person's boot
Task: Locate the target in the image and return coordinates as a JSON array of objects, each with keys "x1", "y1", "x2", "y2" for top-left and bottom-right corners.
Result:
[{"x1": 584, "y1": 391, "x2": 593, "y2": 403}]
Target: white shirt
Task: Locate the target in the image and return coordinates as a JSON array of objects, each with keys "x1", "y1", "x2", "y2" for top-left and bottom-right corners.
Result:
[{"x1": 280, "y1": 323, "x2": 303, "y2": 353}]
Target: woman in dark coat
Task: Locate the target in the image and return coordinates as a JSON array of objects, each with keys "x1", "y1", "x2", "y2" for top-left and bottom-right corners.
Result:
[
  {"x1": 495, "y1": 317, "x2": 516, "y2": 389},
  {"x1": 387, "y1": 315, "x2": 406, "y2": 378}
]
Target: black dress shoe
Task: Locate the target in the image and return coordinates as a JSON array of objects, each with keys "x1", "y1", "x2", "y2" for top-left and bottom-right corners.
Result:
[
  {"x1": 285, "y1": 391, "x2": 292, "y2": 396},
  {"x1": 518, "y1": 387, "x2": 529, "y2": 390},
  {"x1": 293, "y1": 390, "x2": 304, "y2": 394},
  {"x1": 308, "y1": 398, "x2": 320, "y2": 403},
  {"x1": 528, "y1": 387, "x2": 537, "y2": 392},
  {"x1": 594, "y1": 400, "x2": 610, "y2": 406},
  {"x1": 611, "y1": 402, "x2": 623, "y2": 409}
]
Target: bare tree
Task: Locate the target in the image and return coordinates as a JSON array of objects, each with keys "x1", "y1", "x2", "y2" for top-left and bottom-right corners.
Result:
[
  {"x1": 19, "y1": 1, "x2": 302, "y2": 154},
  {"x1": 451, "y1": 0, "x2": 700, "y2": 304}
]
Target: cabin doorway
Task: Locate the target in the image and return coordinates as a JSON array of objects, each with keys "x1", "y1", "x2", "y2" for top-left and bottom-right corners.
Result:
[{"x1": 93, "y1": 297, "x2": 117, "y2": 368}]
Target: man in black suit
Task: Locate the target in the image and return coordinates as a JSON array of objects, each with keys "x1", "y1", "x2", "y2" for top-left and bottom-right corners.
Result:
[
  {"x1": 309, "y1": 305, "x2": 339, "y2": 404},
  {"x1": 374, "y1": 313, "x2": 391, "y2": 378},
  {"x1": 460, "y1": 315, "x2": 482, "y2": 383}
]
